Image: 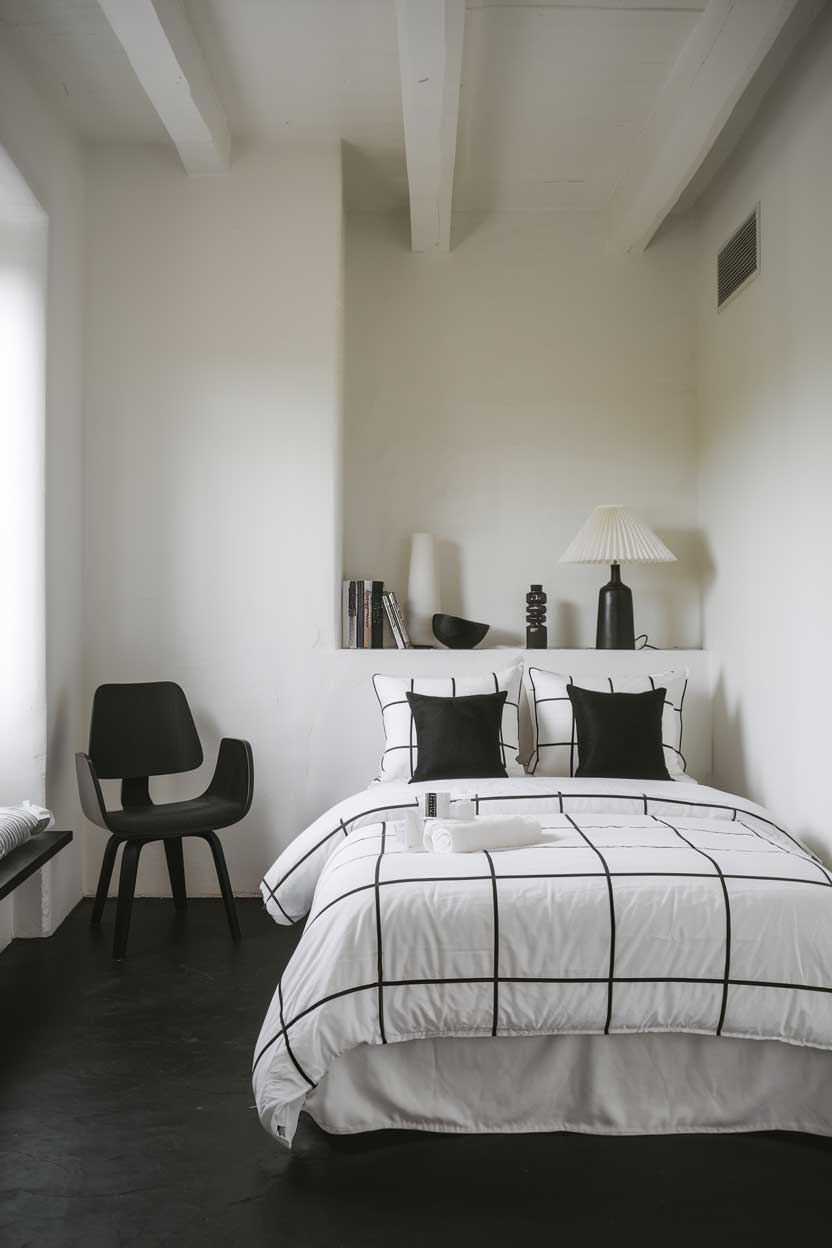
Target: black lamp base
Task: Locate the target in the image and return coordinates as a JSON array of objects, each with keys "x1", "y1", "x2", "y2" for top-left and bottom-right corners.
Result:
[{"x1": 596, "y1": 563, "x2": 635, "y2": 649}]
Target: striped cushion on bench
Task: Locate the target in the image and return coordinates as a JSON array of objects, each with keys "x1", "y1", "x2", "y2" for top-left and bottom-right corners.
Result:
[{"x1": 0, "y1": 804, "x2": 53, "y2": 862}]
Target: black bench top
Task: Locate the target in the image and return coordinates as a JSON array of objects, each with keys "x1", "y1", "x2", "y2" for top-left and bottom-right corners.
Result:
[{"x1": 0, "y1": 830, "x2": 73, "y2": 902}]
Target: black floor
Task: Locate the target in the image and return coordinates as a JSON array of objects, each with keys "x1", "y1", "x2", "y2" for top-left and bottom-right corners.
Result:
[{"x1": 2, "y1": 899, "x2": 831, "y2": 1247}]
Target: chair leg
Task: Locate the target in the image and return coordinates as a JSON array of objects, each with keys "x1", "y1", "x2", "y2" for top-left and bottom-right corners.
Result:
[
  {"x1": 113, "y1": 840, "x2": 143, "y2": 960},
  {"x1": 164, "y1": 837, "x2": 188, "y2": 911},
  {"x1": 203, "y1": 831, "x2": 241, "y2": 943},
  {"x1": 91, "y1": 836, "x2": 120, "y2": 927}
]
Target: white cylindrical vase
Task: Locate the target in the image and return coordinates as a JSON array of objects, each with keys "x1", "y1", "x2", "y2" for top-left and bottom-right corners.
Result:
[{"x1": 406, "y1": 532, "x2": 439, "y2": 646}]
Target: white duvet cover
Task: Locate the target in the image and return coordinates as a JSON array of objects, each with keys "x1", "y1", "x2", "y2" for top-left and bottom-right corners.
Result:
[{"x1": 255, "y1": 777, "x2": 832, "y2": 1145}]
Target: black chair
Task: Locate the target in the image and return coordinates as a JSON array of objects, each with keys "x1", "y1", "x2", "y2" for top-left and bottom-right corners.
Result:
[{"x1": 76, "y1": 682, "x2": 253, "y2": 960}]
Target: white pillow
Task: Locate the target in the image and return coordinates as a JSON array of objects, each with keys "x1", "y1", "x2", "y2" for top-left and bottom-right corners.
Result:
[
  {"x1": 524, "y1": 667, "x2": 689, "y2": 781},
  {"x1": 372, "y1": 663, "x2": 524, "y2": 782}
]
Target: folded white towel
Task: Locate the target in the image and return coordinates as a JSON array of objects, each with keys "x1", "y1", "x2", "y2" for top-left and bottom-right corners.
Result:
[{"x1": 423, "y1": 815, "x2": 543, "y2": 855}]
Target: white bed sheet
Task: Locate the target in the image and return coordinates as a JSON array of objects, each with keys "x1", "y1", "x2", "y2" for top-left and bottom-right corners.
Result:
[{"x1": 305, "y1": 1032, "x2": 832, "y2": 1138}]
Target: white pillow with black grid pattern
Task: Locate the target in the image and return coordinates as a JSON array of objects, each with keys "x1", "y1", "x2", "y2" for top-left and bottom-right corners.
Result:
[
  {"x1": 525, "y1": 667, "x2": 689, "y2": 781},
  {"x1": 373, "y1": 664, "x2": 524, "y2": 782}
]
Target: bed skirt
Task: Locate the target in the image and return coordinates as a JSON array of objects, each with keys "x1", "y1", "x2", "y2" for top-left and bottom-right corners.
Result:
[{"x1": 303, "y1": 1032, "x2": 832, "y2": 1139}]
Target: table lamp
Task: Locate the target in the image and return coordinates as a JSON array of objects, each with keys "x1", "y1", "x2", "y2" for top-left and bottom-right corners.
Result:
[{"x1": 559, "y1": 506, "x2": 676, "y2": 649}]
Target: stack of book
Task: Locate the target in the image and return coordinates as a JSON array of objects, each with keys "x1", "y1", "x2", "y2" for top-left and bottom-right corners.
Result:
[
  {"x1": 342, "y1": 581, "x2": 411, "y2": 649},
  {"x1": 382, "y1": 590, "x2": 410, "y2": 649}
]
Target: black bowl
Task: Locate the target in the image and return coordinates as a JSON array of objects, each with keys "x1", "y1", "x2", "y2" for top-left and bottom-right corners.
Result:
[{"x1": 432, "y1": 613, "x2": 490, "y2": 650}]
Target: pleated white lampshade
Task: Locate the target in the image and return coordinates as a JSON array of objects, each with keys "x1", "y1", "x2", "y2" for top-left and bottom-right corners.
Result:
[{"x1": 560, "y1": 506, "x2": 676, "y2": 565}]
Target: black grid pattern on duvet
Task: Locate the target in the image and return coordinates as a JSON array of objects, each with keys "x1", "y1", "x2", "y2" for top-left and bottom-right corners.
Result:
[
  {"x1": 527, "y1": 670, "x2": 688, "y2": 777},
  {"x1": 565, "y1": 812, "x2": 616, "y2": 1033},
  {"x1": 656, "y1": 816, "x2": 732, "y2": 1034},
  {"x1": 261, "y1": 800, "x2": 419, "y2": 922},
  {"x1": 253, "y1": 790, "x2": 832, "y2": 1081},
  {"x1": 374, "y1": 822, "x2": 388, "y2": 1043},
  {"x1": 372, "y1": 671, "x2": 521, "y2": 780}
]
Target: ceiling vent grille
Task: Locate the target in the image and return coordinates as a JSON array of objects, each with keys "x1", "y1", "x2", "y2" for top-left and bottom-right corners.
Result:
[{"x1": 717, "y1": 205, "x2": 760, "y2": 309}]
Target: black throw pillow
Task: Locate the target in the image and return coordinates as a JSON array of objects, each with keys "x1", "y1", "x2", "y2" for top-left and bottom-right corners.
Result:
[
  {"x1": 567, "y1": 684, "x2": 670, "y2": 781},
  {"x1": 406, "y1": 690, "x2": 508, "y2": 783}
]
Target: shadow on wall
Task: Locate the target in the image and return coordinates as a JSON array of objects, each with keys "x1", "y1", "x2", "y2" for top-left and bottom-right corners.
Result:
[
  {"x1": 553, "y1": 601, "x2": 581, "y2": 648},
  {"x1": 697, "y1": 530, "x2": 751, "y2": 797},
  {"x1": 341, "y1": 141, "x2": 409, "y2": 224},
  {"x1": 660, "y1": 526, "x2": 708, "y2": 645},
  {"x1": 710, "y1": 668, "x2": 749, "y2": 802},
  {"x1": 47, "y1": 688, "x2": 69, "y2": 781},
  {"x1": 698, "y1": 531, "x2": 718, "y2": 603},
  {"x1": 435, "y1": 537, "x2": 524, "y2": 647},
  {"x1": 436, "y1": 537, "x2": 463, "y2": 621},
  {"x1": 450, "y1": 212, "x2": 492, "y2": 251}
]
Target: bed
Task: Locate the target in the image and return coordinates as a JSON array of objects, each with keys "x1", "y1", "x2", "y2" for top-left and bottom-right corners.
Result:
[{"x1": 253, "y1": 775, "x2": 832, "y2": 1146}]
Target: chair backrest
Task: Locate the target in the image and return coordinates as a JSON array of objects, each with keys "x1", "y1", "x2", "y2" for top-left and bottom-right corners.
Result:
[{"x1": 89, "y1": 682, "x2": 203, "y2": 783}]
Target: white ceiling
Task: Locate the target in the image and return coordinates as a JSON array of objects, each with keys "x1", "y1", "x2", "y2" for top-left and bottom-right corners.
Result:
[
  {"x1": 0, "y1": 0, "x2": 169, "y2": 142},
  {"x1": 457, "y1": 1, "x2": 705, "y2": 212},
  {"x1": 187, "y1": 0, "x2": 407, "y2": 208},
  {"x1": 0, "y1": 0, "x2": 711, "y2": 212}
]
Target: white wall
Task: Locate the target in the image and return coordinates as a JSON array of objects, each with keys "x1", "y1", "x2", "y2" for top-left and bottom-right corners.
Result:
[
  {"x1": 344, "y1": 211, "x2": 702, "y2": 649},
  {"x1": 697, "y1": 8, "x2": 832, "y2": 858},
  {"x1": 0, "y1": 202, "x2": 46, "y2": 954},
  {"x1": 0, "y1": 211, "x2": 46, "y2": 807},
  {"x1": 84, "y1": 145, "x2": 344, "y2": 896},
  {"x1": 0, "y1": 41, "x2": 85, "y2": 948}
]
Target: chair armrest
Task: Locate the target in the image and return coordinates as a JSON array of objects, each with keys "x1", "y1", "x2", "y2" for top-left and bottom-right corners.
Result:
[
  {"x1": 204, "y1": 738, "x2": 254, "y2": 815},
  {"x1": 75, "y1": 753, "x2": 111, "y2": 830}
]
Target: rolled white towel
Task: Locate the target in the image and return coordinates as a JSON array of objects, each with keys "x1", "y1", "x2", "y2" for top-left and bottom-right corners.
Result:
[{"x1": 423, "y1": 815, "x2": 543, "y2": 855}]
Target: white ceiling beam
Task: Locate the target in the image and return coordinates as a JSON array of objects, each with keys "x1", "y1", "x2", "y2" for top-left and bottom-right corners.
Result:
[
  {"x1": 396, "y1": 0, "x2": 465, "y2": 253},
  {"x1": 610, "y1": 0, "x2": 826, "y2": 253},
  {"x1": 97, "y1": 0, "x2": 230, "y2": 175}
]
